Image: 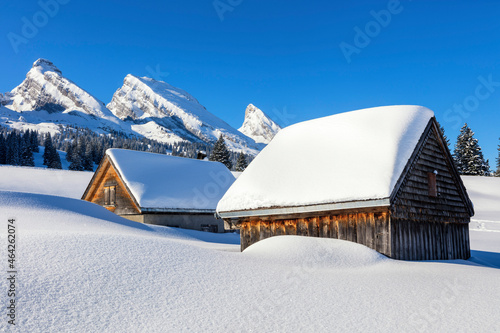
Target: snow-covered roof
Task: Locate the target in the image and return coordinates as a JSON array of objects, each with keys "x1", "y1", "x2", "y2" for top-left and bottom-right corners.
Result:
[
  {"x1": 217, "y1": 105, "x2": 434, "y2": 215},
  {"x1": 106, "y1": 149, "x2": 235, "y2": 212}
]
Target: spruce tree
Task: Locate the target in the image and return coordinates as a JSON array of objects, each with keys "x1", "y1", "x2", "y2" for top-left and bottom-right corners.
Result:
[
  {"x1": 83, "y1": 141, "x2": 94, "y2": 171},
  {"x1": 20, "y1": 137, "x2": 35, "y2": 167},
  {"x1": 209, "y1": 135, "x2": 232, "y2": 169},
  {"x1": 48, "y1": 148, "x2": 62, "y2": 169},
  {"x1": 439, "y1": 124, "x2": 450, "y2": 148},
  {"x1": 235, "y1": 152, "x2": 248, "y2": 171},
  {"x1": 43, "y1": 133, "x2": 54, "y2": 166},
  {"x1": 495, "y1": 138, "x2": 500, "y2": 177},
  {"x1": 453, "y1": 123, "x2": 489, "y2": 176},
  {"x1": 69, "y1": 139, "x2": 85, "y2": 171},
  {"x1": 6, "y1": 133, "x2": 20, "y2": 166},
  {"x1": 30, "y1": 130, "x2": 39, "y2": 153},
  {"x1": 0, "y1": 135, "x2": 6, "y2": 164}
]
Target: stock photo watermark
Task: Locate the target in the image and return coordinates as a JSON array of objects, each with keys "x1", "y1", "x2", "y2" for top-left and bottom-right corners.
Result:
[
  {"x1": 7, "y1": 0, "x2": 71, "y2": 54},
  {"x1": 339, "y1": 0, "x2": 406, "y2": 64},
  {"x1": 409, "y1": 278, "x2": 466, "y2": 332},
  {"x1": 213, "y1": 0, "x2": 243, "y2": 22},
  {"x1": 271, "y1": 106, "x2": 296, "y2": 128},
  {"x1": 443, "y1": 74, "x2": 500, "y2": 129},
  {"x1": 146, "y1": 64, "x2": 170, "y2": 82},
  {"x1": 6, "y1": 218, "x2": 18, "y2": 326}
]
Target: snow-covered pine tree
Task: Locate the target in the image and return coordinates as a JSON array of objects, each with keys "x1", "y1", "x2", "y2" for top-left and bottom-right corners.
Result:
[
  {"x1": 69, "y1": 139, "x2": 85, "y2": 171},
  {"x1": 453, "y1": 123, "x2": 489, "y2": 176},
  {"x1": 235, "y1": 152, "x2": 248, "y2": 171},
  {"x1": 209, "y1": 134, "x2": 232, "y2": 169},
  {"x1": 66, "y1": 141, "x2": 74, "y2": 162},
  {"x1": 83, "y1": 141, "x2": 94, "y2": 171}
]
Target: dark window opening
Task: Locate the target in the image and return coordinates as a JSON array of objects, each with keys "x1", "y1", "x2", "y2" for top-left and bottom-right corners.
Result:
[
  {"x1": 428, "y1": 172, "x2": 437, "y2": 197},
  {"x1": 104, "y1": 185, "x2": 116, "y2": 206}
]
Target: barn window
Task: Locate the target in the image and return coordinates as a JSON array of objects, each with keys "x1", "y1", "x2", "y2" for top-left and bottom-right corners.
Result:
[
  {"x1": 428, "y1": 171, "x2": 438, "y2": 197},
  {"x1": 104, "y1": 185, "x2": 116, "y2": 206}
]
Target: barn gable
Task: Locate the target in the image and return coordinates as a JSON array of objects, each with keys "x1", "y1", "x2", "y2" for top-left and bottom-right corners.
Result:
[
  {"x1": 390, "y1": 118, "x2": 474, "y2": 221},
  {"x1": 388, "y1": 118, "x2": 473, "y2": 260},
  {"x1": 82, "y1": 156, "x2": 141, "y2": 215}
]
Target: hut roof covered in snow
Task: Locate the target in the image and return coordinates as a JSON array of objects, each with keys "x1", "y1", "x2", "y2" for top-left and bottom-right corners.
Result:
[
  {"x1": 103, "y1": 149, "x2": 235, "y2": 212},
  {"x1": 217, "y1": 105, "x2": 437, "y2": 214}
]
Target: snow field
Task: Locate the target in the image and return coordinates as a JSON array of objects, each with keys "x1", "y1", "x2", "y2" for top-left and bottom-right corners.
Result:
[{"x1": 0, "y1": 167, "x2": 498, "y2": 332}]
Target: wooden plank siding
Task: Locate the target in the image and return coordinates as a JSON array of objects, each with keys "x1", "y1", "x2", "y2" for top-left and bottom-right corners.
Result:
[
  {"x1": 82, "y1": 157, "x2": 140, "y2": 215},
  {"x1": 391, "y1": 219, "x2": 470, "y2": 260},
  {"x1": 391, "y1": 128, "x2": 470, "y2": 224},
  {"x1": 239, "y1": 210, "x2": 392, "y2": 256},
  {"x1": 390, "y1": 124, "x2": 470, "y2": 259}
]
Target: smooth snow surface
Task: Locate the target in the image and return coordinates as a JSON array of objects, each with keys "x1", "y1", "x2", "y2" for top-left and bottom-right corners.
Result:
[
  {"x1": 0, "y1": 169, "x2": 499, "y2": 332},
  {"x1": 0, "y1": 165, "x2": 92, "y2": 198},
  {"x1": 218, "y1": 105, "x2": 434, "y2": 213},
  {"x1": 107, "y1": 149, "x2": 235, "y2": 210},
  {"x1": 463, "y1": 176, "x2": 500, "y2": 222}
]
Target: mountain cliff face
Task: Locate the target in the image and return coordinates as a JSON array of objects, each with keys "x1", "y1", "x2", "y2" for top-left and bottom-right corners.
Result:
[
  {"x1": 107, "y1": 75, "x2": 261, "y2": 153},
  {"x1": 1, "y1": 59, "x2": 263, "y2": 154},
  {"x1": 2, "y1": 59, "x2": 123, "y2": 134},
  {"x1": 238, "y1": 104, "x2": 281, "y2": 144}
]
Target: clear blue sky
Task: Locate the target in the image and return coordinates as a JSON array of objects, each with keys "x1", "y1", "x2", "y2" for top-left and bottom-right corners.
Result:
[{"x1": 1, "y1": 0, "x2": 499, "y2": 165}]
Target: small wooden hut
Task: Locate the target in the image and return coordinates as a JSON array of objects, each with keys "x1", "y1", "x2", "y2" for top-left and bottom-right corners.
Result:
[
  {"x1": 216, "y1": 105, "x2": 474, "y2": 260},
  {"x1": 83, "y1": 149, "x2": 235, "y2": 233}
]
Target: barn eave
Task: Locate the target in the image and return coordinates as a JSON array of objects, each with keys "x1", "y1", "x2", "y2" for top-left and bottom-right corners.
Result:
[
  {"x1": 217, "y1": 198, "x2": 391, "y2": 219},
  {"x1": 141, "y1": 207, "x2": 216, "y2": 214}
]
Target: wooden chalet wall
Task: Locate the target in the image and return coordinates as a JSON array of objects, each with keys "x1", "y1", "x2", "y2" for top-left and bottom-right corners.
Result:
[
  {"x1": 239, "y1": 209, "x2": 391, "y2": 255},
  {"x1": 83, "y1": 157, "x2": 140, "y2": 215},
  {"x1": 391, "y1": 122, "x2": 471, "y2": 260}
]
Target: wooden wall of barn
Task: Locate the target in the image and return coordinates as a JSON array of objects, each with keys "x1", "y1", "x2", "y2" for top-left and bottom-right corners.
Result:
[
  {"x1": 84, "y1": 158, "x2": 140, "y2": 215},
  {"x1": 239, "y1": 210, "x2": 392, "y2": 256},
  {"x1": 390, "y1": 124, "x2": 470, "y2": 259},
  {"x1": 391, "y1": 127, "x2": 470, "y2": 223},
  {"x1": 391, "y1": 219, "x2": 470, "y2": 260}
]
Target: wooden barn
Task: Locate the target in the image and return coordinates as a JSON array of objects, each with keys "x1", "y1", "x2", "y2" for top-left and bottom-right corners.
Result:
[
  {"x1": 83, "y1": 149, "x2": 235, "y2": 233},
  {"x1": 216, "y1": 105, "x2": 474, "y2": 260}
]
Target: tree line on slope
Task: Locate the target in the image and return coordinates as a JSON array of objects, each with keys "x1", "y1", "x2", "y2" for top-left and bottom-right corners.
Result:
[
  {"x1": 0, "y1": 126, "x2": 253, "y2": 171},
  {"x1": 0, "y1": 124, "x2": 496, "y2": 176}
]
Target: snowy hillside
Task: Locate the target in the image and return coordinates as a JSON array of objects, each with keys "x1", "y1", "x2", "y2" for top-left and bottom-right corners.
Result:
[
  {"x1": 1, "y1": 59, "x2": 262, "y2": 155},
  {"x1": 463, "y1": 176, "x2": 500, "y2": 232},
  {"x1": 0, "y1": 169, "x2": 498, "y2": 331},
  {"x1": 238, "y1": 103, "x2": 281, "y2": 144},
  {"x1": 0, "y1": 165, "x2": 92, "y2": 198},
  {"x1": 108, "y1": 75, "x2": 261, "y2": 153}
]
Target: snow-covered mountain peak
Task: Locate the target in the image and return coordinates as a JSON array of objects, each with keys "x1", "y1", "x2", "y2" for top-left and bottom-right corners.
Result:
[
  {"x1": 107, "y1": 75, "x2": 261, "y2": 153},
  {"x1": 4, "y1": 59, "x2": 123, "y2": 133},
  {"x1": 238, "y1": 104, "x2": 281, "y2": 144},
  {"x1": 32, "y1": 58, "x2": 62, "y2": 75}
]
